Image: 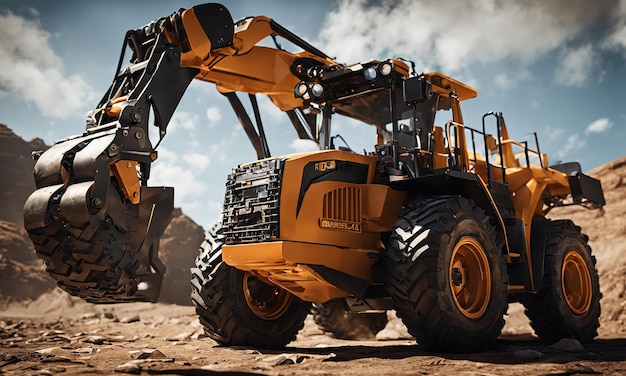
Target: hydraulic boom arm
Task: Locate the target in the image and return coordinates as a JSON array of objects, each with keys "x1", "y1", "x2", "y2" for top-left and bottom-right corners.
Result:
[{"x1": 22, "y1": 3, "x2": 337, "y2": 303}]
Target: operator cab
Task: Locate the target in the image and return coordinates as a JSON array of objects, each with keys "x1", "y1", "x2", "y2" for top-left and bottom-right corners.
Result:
[{"x1": 292, "y1": 58, "x2": 478, "y2": 182}]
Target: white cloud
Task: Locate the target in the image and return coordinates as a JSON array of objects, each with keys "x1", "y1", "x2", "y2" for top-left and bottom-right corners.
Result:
[
  {"x1": 149, "y1": 147, "x2": 207, "y2": 216},
  {"x1": 585, "y1": 118, "x2": 613, "y2": 134},
  {"x1": 230, "y1": 121, "x2": 244, "y2": 139},
  {"x1": 557, "y1": 133, "x2": 586, "y2": 158},
  {"x1": 149, "y1": 143, "x2": 231, "y2": 227},
  {"x1": 24, "y1": 6, "x2": 39, "y2": 18},
  {"x1": 606, "y1": 24, "x2": 626, "y2": 52},
  {"x1": 494, "y1": 70, "x2": 531, "y2": 91},
  {"x1": 150, "y1": 145, "x2": 229, "y2": 227},
  {"x1": 183, "y1": 152, "x2": 211, "y2": 170},
  {"x1": 545, "y1": 126, "x2": 566, "y2": 141},
  {"x1": 258, "y1": 95, "x2": 286, "y2": 123},
  {"x1": 168, "y1": 111, "x2": 198, "y2": 132},
  {"x1": 150, "y1": 161, "x2": 207, "y2": 201},
  {"x1": 203, "y1": 199, "x2": 224, "y2": 226},
  {"x1": 318, "y1": 0, "x2": 612, "y2": 75},
  {"x1": 155, "y1": 147, "x2": 176, "y2": 161},
  {"x1": 0, "y1": 11, "x2": 97, "y2": 118},
  {"x1": 494, "y1": 73, "x2": 516, "y2": 90},
  {"x1": 604, "y1": 0, "x2": 626, "y2": 53},
  {"x1": 206, "y1": 106, "x2": 222, "y2": 127},
  {"x1": 554, "y1": 45, "x2": 596, "y2": 87},
  {"x1": 289, "y1": 138, "x2": 319, "y2": 152}
]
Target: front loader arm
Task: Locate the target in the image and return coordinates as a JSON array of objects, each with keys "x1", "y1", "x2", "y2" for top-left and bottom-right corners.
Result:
[{"x1": 22, "y1": 3, "x2": 336, "y2": 303}]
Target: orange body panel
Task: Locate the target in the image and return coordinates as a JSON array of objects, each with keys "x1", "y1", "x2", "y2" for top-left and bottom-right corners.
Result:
[
  {"x1": 222, "y1": 241, "x2": 377, "y2": 302},
  {"x1": 176, "y1": 12, "x2": 337, "y2": 112},
  {"x1": 110, "y1": 160, "x2": 141, "y2": 204},
  {"x1": 223, "y1": 150, "x2": 406, "y2": 302}
]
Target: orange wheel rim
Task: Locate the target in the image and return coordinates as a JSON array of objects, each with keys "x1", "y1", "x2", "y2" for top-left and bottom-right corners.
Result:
[
  {"x1": 243, "y1": 272, "x2": 291, "y2": 320},
  {"x1": 449, "y1": 236, "x2": 491, "y2": 319},
  {"x1": 562, "y1": 250, "x2": 592, "y2": 315}
]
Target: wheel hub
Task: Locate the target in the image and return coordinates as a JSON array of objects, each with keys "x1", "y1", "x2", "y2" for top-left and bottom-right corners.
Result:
[
  {"x1": 562, "y1": 250, "x2": 592, "y2": 315},
  {"x1": 449, "y1": 236, "x2": 491, "y2": 320},
  {"x1": 243, "y1": 272, "x2": 292, "y2": 320},
  {"x1": 452, "y1": 268, "x2": 464, "y2": 286}
]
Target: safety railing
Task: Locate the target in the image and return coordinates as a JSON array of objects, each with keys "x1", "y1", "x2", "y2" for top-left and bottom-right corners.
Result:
[{"x1": 443, "y1": 113, "x2": 546, "y2": 189}]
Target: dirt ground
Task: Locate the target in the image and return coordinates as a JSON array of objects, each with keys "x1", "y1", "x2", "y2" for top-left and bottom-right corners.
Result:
[{"x1": 1, "y1": 290, "x2": 625, "y2": 376}]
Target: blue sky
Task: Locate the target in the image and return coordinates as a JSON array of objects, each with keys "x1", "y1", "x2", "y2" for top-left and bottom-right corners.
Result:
[{"x1": 1, "y1": 0, "x2": 625, "y2": 229}]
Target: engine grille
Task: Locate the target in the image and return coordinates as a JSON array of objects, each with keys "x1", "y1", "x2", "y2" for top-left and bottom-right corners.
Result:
[
  {"x1": 322, "y1": 186, "x2": 362, "y2": 223},
  {"x1": 221, "y1": 158, "x2": 284, "y2": 244}
]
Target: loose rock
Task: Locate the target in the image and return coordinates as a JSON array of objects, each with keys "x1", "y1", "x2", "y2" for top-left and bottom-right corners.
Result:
[
  {"x1": 513, "y1": 349, "x2": 544, "y2": 361},
  {"x1": 120, "y1": 315, "x2": 140, "y2": 324},
  {"x1": 549, "y1": 338, "x2": 585, "y2": 352},
  {"x1": 35, "y1": 346, "x2": 64, "y2": 356},
  {"x1": 129, "y1": 348, "x2": 167, "y2": 359}
]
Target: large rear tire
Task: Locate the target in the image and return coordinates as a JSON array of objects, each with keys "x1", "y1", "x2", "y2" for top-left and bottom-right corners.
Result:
[
  {"x1": 191, "y1": 227, "x2": 310, "y2": 349},
  {"x1": 384, "y1": 196, "x2": 508, "y2": 352},
  {"x1": 522, "y1": 220, "x2": 601, "y2": 344},
  {"x1": 312, "y1": 300, "x2": 388, "y2": 340}
]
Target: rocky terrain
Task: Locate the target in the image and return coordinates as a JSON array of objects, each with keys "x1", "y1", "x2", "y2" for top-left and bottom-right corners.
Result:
[
  {"x1": 1, "y1": 297, "x2": 625, "y2": 375},
  {"x1": 0, "y1": 123, "x2": 625, "y2": 375},
  {"x1": 0, "y1": 125, "x2": 53, "y2": 304}
]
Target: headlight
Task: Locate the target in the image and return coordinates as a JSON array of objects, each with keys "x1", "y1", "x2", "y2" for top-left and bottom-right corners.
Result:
[
  {"x1": 379, "y1": 62, "x2": 392, "y2": 76},
  {"x1": 294, "y1": 82, "x2": 326, "y2": 101},
  {"x1": 311, "y1": 83, "x2": 324, "y2": 98},
  {"x1": 295, "y1": 82, "x2": 309, "y2": 98},
  {"x1": 364, "y1": 67, "x2": 377, "y2": 81}
]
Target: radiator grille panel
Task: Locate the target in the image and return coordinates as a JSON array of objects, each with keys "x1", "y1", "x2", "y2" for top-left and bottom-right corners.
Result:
[
  {"x1": 222, "y1": 158, "x2": 283, "y2": 244},
  {"x1": 322, "y1": 187, "x2": 362, "y2": 223}
]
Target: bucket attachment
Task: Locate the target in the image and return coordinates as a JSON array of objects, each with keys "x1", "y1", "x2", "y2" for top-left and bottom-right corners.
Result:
[{"x1": 24, "y1": 127, "x2": 173, "y2": 303}]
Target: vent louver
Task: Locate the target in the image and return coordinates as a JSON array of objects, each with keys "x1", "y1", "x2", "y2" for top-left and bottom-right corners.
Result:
[{"x1": 320, "y1": 187, "x2": 362, "y2": 232}]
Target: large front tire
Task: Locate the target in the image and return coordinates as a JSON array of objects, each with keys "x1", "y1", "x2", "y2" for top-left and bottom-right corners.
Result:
[
  {"x1": 522, "y1": 220, "x2": 601, "y2": 344},
  {"x1": 191, "y1": 228, "x2": 310, "y2": 349},
  {"x1": 384, "y1": 196, "x2": 508, "y2": 352}
]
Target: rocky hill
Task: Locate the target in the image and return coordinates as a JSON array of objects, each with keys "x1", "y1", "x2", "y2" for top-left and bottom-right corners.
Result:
[
  {"x1": 0, "y1": 124, "x2": 53, "y2": 303},
  {"x1": 159, "y1": 208, "x2": 206, "y2": 305},
  {"x1": 0, "y1": 124, "x2": 45, "y2": 225},
  {"x1": 0, "y1": 124, "x2": 205, "y2": 306}
]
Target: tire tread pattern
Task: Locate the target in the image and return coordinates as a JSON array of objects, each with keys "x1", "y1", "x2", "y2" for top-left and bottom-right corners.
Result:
[
  {"x1": 384, "y1": 196, "x2": 508, "y2": 352},
  {"x1": 191, "y1": 226, "x2": 310, "y2": 349},
  {"x1": 522, "y1": 220, "x2": 601, "y2": 344}
]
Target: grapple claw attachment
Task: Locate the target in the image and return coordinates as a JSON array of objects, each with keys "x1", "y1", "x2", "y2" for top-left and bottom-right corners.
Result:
[{"x1": 23, "y1": 128, "x2": 174, "y2": 303}]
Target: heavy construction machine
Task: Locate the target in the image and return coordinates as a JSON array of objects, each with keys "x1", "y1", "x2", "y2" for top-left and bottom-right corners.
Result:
[{"x1": 23, "y1": 3, "x2": 606, "y2": 352}]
